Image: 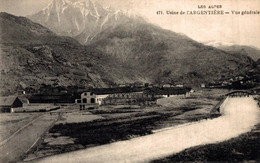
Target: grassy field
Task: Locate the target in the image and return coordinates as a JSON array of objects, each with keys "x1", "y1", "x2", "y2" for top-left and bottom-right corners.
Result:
[{"x1": 24, "y1": 89, "x2": 230, "y2": 161}]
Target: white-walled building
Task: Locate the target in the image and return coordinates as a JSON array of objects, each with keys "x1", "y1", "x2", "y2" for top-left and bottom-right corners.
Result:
[
  {"x1": 96, "y1": 94, "x2": 109, "y2": 105},
  {"x1": 75, "y1": 92, "x2": 108, "y2": 110}
]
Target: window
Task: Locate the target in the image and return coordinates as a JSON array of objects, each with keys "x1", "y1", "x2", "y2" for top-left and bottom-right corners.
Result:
[
  {"x1": 91, "y1": 98, "x2": 95, "y2": 103},
  {"x1": 90, "y1": 92, "x2": 94, "y2": 95},
  {"x1": 83, "y1": 98, "x2": 87, "y2": 103},
  {"x1": 84, "y1": 93, "x2": 87, "y2": 96},
  {"x1": 77, "y1": 99, "x2": 81, "y2": 103}
]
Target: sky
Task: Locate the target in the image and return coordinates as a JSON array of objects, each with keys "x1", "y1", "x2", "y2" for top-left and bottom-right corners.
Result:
[{"x1": 0, "y1": 0, "x2": 260, "y2": 48}]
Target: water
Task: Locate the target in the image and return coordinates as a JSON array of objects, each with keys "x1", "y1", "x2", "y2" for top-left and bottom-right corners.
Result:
[{"x1": 39, "y1": 97, "x2": 260, "y2": 163}]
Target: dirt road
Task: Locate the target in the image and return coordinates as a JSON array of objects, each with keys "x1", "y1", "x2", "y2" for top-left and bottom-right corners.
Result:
[{"x1": 0, "y1": 113, "x2": 59, "y2": 162}]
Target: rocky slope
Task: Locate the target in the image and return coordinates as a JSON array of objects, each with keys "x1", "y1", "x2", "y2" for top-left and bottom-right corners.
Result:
[
  {"x1": 87, "y1": 22, "x2": 257, "y2": 86},
  {"x1": 0, "y1": 12, "x2": 119, "y2": 95},
  {"x1": 28, "y1": 0, "x2": 145, "y2": 44}
]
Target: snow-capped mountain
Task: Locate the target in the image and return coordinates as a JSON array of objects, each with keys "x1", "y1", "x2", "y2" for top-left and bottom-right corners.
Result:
[
  {"x1": 28, "y1": 0, "x2": 146, "y2": 44},
  {"x1": 204, "y1": 40, "x2": 236, "y2": 47},
  {"x1": 204, "y1": 40, "x2": 260, "y2": 61}
]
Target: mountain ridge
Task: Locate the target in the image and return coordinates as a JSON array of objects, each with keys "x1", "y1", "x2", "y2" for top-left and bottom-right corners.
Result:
[
  {"x1": 87, "y1": 21, "x2": 256, "y2": 86},
  {"x1": 0, "y1": 12, "x2": 115, "y2": 95},
  {"x1": 28, "y1": 0, "x2": 146, "y2": 44},
  {"x1": 204, "y1": 41, "x2": 260, "y2": 61},
  {"x1": 0, "y1": 12, "x2": 258, "y2": 95},
  {"x1": 216, "y1": 45, "x2": 260, "y2": 61}
]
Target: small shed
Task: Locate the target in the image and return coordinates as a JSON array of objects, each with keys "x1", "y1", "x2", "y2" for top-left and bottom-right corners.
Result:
[{"x1": 0, "y1": 96, "x2": 23, "y2": 112}]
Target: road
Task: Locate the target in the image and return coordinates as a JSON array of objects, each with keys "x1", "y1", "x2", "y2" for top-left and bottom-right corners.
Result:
[
  {"x1": 38, "y1": 97, "x2": 259, "y2": 163},
  {"x1": 0, "y1": 113, "x2": 60, "y2": 162}
]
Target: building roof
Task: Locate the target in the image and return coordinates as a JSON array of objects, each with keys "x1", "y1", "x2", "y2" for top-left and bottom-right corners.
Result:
[
  {"x1": 145, "y1": 87, "x2": 190, "y2": 95},
  {"x1": 17, "y1": 96, "x2": 28, "y2": 103},
  {"x1": 84, "y1": 88, "x2": 144, "y2": 95},
  {"x1": 0, "y1": 96, "x2": 18, "y2": 106},
  {"x1": 0, "y1": 96, "x2": 28, "y2": 106}
]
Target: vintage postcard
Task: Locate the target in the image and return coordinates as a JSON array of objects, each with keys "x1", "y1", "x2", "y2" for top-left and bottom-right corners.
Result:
[{"x1": 0, "y1": 0, "x2": 259, "y2": 162}]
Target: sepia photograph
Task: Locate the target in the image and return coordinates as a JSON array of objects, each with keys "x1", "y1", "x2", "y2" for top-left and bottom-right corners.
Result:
[{"x1": 0, "y1": 0, "x2": 259, "y2": 162}]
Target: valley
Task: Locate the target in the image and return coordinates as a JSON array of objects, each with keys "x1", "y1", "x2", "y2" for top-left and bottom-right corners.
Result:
[
  {"x1": 0, "y1": 0, "x2": 259, "y2": 162},
  {"x1": 0, "y1": 11, "x2": 258, "y2": 96}
]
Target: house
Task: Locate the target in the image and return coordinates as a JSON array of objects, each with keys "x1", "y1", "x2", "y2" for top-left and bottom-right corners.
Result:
[
  {"x1": 185, "y1": 91, "x2": 191, "y2": 97},
  {"x1": 0, "y1": 96, "x2": 24, "y2": 112},
  {"x1": 119, "y1": 84, "x2": 126, "y2": 87},
  {"x1": 0, "y1": 95, "x2": 60, "y2": 113},
  {"x1": 238, "y1": 76, "x2": 244, "y2": 80},
  {"x1": 175, "y1": 84, "x2": 184, "y2": 88},
  {"x1": 221, "y1": 81, "x2": 229, "y2": 86},
  {"x1": 75, "y1": 92, "x2": 100, "y2": 110},
  {"x1": 162, "y1": 84, "x2": 171, "y2": 88},
  {"x1": 252, "y1": 87, "x2": 260, "y2": 95},
  {"x1": 18, "y1": 96, "x2": 30, "y2": 107}
]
